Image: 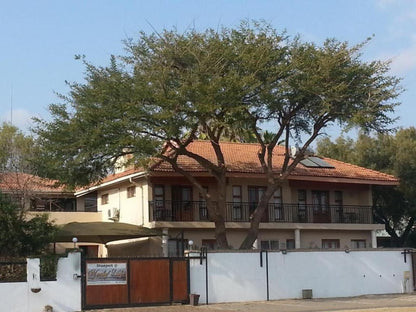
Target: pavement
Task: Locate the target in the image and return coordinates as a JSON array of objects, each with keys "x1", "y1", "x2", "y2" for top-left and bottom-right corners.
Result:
[{"x1": 90, "y1": 293, "x2": 416, "y2": 312}]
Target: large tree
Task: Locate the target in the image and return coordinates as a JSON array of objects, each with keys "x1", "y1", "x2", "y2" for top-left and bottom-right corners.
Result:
[
  {"x1": 34, "y1": 21, "x2": 401, "y2": 249},
  {"x1": 317, "y1": 129, "x2": 416, "y2": 247},
  {"x1": 238, "y1": 37, "x2": 401, "y2": 248}
]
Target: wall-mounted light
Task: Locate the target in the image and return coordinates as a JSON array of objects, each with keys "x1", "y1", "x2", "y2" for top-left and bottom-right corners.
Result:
[
  {"x1": 345, "y1": 248, "x2": 350, "y2": 253},
  {"x1": 72, "y1": 237, "x2": 78, "y2": 249},
  {"x1": 281, "y1": 249, "x2": 287, "y2": 255}
]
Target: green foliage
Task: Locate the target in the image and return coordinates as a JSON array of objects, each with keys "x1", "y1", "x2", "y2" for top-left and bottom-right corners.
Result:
[
  {"x1": 317, "y1": 128, "x2": 416, "y2": 247},
  {"x1": 33, "y1": 20, "x2": 402, "y2": 249},
  {"x1": 0, "y1": 192, "x2": 57, "y2": 257},
  {"x1": 40, "y1": 253, "x2": 60, "y2": 281},
  {"x1": 0, "y1": 122, "x2": 37, "y2": 173}
]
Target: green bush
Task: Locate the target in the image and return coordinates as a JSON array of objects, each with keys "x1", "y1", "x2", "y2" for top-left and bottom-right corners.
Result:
[{"x1": 40, "y1": 253, "x2": 60, "y2": 281}]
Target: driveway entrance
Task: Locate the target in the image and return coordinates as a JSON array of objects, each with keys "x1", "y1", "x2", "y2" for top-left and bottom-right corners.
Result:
[{"x1": 82, "y1": 257, "x2": 189, "y2": 310}]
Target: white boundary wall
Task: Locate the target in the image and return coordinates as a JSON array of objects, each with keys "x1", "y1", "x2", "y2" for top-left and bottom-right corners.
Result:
[
  {"x1": 189, "y1": 249, "x2": 414, "y2": 304},
  {"x1": 0, "y1": 251, "x2": 81, "y2": 312}
]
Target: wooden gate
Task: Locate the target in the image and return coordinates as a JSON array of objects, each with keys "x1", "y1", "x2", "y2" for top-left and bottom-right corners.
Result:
[{"x1": 82, "y1": 257, "x2": 189, "y2": 310}]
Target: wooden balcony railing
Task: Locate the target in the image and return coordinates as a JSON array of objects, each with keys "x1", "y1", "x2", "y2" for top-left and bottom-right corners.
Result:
[{"x1": 149, "y1": 201, "x2": 374, "y2": 224}]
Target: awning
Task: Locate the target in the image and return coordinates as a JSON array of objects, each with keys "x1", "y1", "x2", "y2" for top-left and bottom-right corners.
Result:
[{"x1": 55, "y1": 221, "x2": 162, "y2": 244}]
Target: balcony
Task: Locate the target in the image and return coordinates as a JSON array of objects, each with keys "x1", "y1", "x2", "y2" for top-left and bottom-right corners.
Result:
[{"x1": 149, "y1": 201, "x2": 374, "y2": 224}]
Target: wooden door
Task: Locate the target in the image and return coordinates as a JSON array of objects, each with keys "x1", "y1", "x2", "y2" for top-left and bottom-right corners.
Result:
[
  {"x1": 84, "y1": 260, "x2": 129, "y2": 307},
  {"x1": 312, "y1": 191, "x2": 331, "y2": 223},
  {"x1": 129, "y1": 259, "x2": 170, "y2": 304},
  {"x1": 172, "y1": 186, "x2": 193, "y2": 221},
  {"x1": 83, "y1": 257, "x2": 190, "y2": 309},
  {"x1": 172, "y1": 259, "x2": 189, "y2": 302}
]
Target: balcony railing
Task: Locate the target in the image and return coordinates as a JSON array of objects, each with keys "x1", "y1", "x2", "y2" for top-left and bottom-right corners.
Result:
[{"x1": 149, "y1": 200, "x2": 374, "y2": 224}]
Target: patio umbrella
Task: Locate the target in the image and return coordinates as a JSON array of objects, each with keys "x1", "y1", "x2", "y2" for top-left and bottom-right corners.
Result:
[{"x1": 55, "y1": 221, "x2": 162, "y2": 244}]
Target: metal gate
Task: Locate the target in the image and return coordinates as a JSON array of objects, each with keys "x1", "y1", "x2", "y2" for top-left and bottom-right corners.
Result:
[{"x1": 81, "y1": 257, "x2": 189, "y2": 310}]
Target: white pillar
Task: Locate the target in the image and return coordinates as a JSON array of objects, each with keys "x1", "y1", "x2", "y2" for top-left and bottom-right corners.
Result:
[
  {"x1": 162, "y1": 228, "x2": 169, "y2": 257},
  {"x1": 371, "y1": 230, "x2": 377, "y2": 248},
  {"x1": 295, "y1": 229, "x2": 301, "y2": 249}
]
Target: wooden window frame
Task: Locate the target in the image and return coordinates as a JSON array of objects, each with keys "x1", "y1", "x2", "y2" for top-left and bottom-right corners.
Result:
[
  {"x1": 272, "y1": 187, "x2": 283, "y2": 221},
  {"x1": 101, "y1": 193, "x2": 109, "y2": 205},
  {"x1": 322, "y1": 239, "x2": 340, "y2": 249},
  {"x1": 232, "y1": 185, "x2": 242, "y2": 220},
  {"x1": 199, "y1": 186, "x2": 208, "y2": 220},
  {"x1": 127, "y1": 185, "x2": 136, "y2": 198},
  {"x1": 260, "y1": 240, "x2": 279, "y2": 250},
  {"x1": 351, "y1": 239, "x2": 366, "y2": 249}
]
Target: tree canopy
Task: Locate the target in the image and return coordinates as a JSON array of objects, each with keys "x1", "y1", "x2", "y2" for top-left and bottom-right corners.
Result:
[
  {"x1": 0, "y1": 192, "x2": 57, "y2": 257},
  {"x1": 0, "y1": 122, "x2": 37, "y2": 174},
  {"x1": 317, "y1": 128, "x2": 416, "y2": 247},
  {"x1": 34, "y1": 21, "x2": 402, "y2": 249}
]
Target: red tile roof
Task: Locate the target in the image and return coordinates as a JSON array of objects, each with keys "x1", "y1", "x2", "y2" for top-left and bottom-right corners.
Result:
[
  {"x1": 84, "y1": 140, "x2": 399, "y2": 187},
  {"x1": 150, "y1": 141, "x2": 398, "y2": 184},
  {"x1": 0, "y1": 172, "x2": 71, "y2": 194}
]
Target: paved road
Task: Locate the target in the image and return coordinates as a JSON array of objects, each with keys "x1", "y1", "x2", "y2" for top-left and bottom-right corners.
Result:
[{"x1": 90, "y1": 293, "x2": 416, "y2": 312}]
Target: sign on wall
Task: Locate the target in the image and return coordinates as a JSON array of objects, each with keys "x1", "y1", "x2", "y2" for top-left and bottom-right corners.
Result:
[{"x1": 87, "y1": 262, "x2": 127, "y2": 285}]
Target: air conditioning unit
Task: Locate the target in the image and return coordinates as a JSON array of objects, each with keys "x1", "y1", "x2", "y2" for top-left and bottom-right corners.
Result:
[{"x1": 108, "y1": 207, "x2": 120, "y2": 221}]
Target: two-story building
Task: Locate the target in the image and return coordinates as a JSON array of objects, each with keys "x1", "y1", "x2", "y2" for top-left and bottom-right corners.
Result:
[{"x1": 75, "y1": 140, "x2": 399, "y2": 256}]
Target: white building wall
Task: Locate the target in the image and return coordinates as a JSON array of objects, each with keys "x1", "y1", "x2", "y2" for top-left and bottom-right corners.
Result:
[{"x1": 189, "y1": 250, "x2": 413, "y2": 304}]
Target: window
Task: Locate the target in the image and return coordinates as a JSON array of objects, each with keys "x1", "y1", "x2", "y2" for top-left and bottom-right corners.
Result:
[
  {"x1": 202, "y1": 239, "x2": 218, "y2": 250},
  {"x1": 297, "y1": 190, "x2": 307, "y2": 222},
  {"x1": 168, "y1": 239, "x2": 187, "y2": 257},
  {"x1": 199, "y1": 187, "x2": 208, "y2": 220},
  {"x1": 84, "y1": 192, "x2": 97, "y2": 212},
  {"x1": 272, "y1": 188, "x2": 283, "y2": 221},
  {"x1": 153, "y1": 185, "x2": 165, "y2": 220},
  {"x1": 101, "y1": 193, "x2": 109, "y2": 205},
  {"x1": 335, "y1": 191, "x2": 343, "y2": 222},
  {"x1": 248, "y1": 186, "x2": 267, "y2": 221},
  {"x1": 312, "y1": 191, "x2": 329, "y2": 212},
  {"x1": 312, "y1": 191, "x2": 330, "y2": 223},
  {"x1": 127, "y1": 186, "x2": 136, "y2": 198},
  {"x1": 334, "y1": 191, "x2": 343, "y2": 206},
  {"x1": 322, "y1": 239, "x2": 340, "y2": 249},
  {"x1": 286, "y1": 239, "x2": 295, "y2": 250},
  {"x1": 232, "y1": 186, "x2": 242, "y2": 220},
  {"x1": 154, "y1": 185, "x2": 164, "y2": 202},
  {"x1": 351, "y1": 240, "x2": 366, "y2": 249},
  {"x1": 172, "y1": 186, "x2": 193, "y2": 221},
  {"x1": 260, "y1": 240, "x2": 279, "y2": 250}
]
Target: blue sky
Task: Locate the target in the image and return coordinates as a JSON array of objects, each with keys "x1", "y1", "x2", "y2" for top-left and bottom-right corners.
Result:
[{"x1": 1, "y1": 0, "x2": 415, "y2": 139}]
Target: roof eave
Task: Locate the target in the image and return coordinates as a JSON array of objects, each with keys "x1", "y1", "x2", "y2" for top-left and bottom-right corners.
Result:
[
  {"x1": 75, "y1": 171, "x2": 147, "y2": 197},
  {"x1": 288, "y1": 175, "x2": 399, "y2": 186}
]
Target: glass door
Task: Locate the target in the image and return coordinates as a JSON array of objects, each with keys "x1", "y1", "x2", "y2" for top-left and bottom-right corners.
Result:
[
  {"x1": 312, "y1": 191, "x2": 330, "y2": 223},
  {"x1": 248, "y1": 186, "x2": 268, "y2": 222}
]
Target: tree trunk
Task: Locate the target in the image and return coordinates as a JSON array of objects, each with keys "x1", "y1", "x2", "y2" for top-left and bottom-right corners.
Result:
[
  {"x1": 213, "y1": 177, "x2": 229, "y2": 249},
  {"x1": 214, "y1": 212, "x2": 228, "y2": 249},
  {"x1": 204, "y1": 176, "x2": 229, "y2": 249},
  {"x1": 239, "y1": 185, "x2": 276, "y2": 249}
]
